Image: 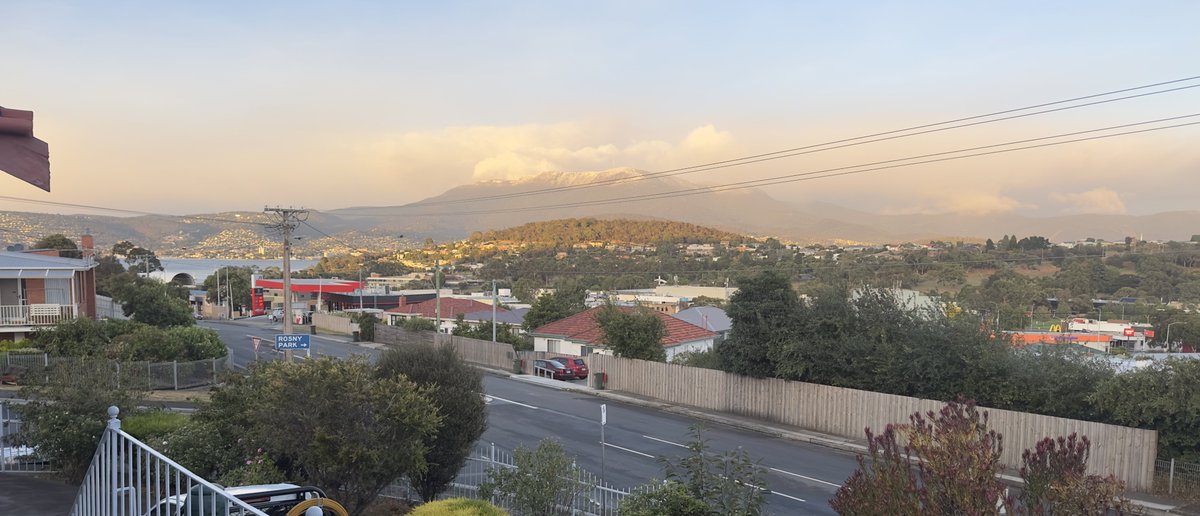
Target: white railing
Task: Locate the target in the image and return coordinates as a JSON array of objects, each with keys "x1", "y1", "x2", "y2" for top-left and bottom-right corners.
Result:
[
  {"x1": 0, "y1": 303, "x2": 78, "y2": 327},
  {"x1": 383, "y1": 441, "x2": 645, "y2": 516},
  {"x1": 71, "y1": 406, "x2": 267, "y2": 516},
  {"x1": 0, "y1": 400, "x2": 51, "y2": 473}
]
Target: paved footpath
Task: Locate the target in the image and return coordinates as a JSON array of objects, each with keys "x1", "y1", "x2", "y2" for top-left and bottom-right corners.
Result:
[{"x1": 0, "y1": 474, "x2": 76, "y2": 515}]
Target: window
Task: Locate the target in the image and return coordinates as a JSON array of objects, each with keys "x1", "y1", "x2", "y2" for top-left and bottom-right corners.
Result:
[{"x1": 547, "y1": 339, "x2": 561, "y2": 353}]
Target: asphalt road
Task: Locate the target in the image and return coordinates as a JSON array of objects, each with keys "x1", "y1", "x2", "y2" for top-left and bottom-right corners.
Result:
[{"x1": 201, "y1": 319, "x2": 859, "y2": 514}]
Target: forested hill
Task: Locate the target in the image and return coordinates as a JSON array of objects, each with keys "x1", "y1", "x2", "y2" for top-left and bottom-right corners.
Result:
[{"x1": 467, "y1": 218, "x2": 749, "y2": 246}]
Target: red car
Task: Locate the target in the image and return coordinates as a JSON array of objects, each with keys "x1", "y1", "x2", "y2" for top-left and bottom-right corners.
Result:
[
  {"x1": 552, "y1": 356, "x2": 589, "y2": 379},
  {"x1": 533, "y1": 359, "x2": 576, "y2": 381}
]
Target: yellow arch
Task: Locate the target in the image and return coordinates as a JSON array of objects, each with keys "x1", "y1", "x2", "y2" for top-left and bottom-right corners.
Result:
[{"x1": 285, "y1": 498, "x2": 350, "y2": 516}]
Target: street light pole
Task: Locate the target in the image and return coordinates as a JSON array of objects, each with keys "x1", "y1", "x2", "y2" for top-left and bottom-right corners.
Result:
[{"x1": 1165, "y1": 322, "x2": 1183, "y2": 352}]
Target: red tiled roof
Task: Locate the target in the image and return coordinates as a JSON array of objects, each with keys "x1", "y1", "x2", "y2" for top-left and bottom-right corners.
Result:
[
  {"x1": 386, "y1": 298, "x2": 507, "y2": 319},
  {"x1": 530, "y1": 306, "x2": 717, "y2": 347}
]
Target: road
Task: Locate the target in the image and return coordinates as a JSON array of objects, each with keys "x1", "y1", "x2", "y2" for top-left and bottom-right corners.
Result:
[{"x1": 201, "y1": 319, "x2": 859, "y2": 514}]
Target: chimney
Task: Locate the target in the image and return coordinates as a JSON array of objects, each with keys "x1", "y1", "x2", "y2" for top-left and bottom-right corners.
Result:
[{"x1": 81, "y1": 233, "x2": 94, "y2": 260}]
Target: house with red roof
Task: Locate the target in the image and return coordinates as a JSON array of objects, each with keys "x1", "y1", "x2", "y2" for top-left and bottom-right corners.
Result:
[
  {"x1": 529, "y1": 306, "x2": 718, "y2": 360},
  {"x1": 386, "y1": 298, "x2": 510, "y2": 333}
]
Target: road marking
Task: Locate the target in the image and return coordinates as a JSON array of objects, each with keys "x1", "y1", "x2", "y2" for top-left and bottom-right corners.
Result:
[
  {"x1": 602, "y1": 442, "x2": 654, "y2": 458},
  {"x1": 485, "y1": 395, "x2": 539, "y2": 410},
  {"x1": 641, "y1": 435, "x2": 688, "y2": 448},
  {"x1": 768, "y1": 490, "x2": 807, "y2": 503},
  {"x1": 769, "y1": 467, "x2": 841, "y2": 488}
]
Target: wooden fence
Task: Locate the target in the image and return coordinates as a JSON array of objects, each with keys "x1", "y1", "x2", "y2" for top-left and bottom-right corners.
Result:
[
  {"x1": 429, "y1": 334, "x2": 553, "y2": 374},
  {"x1": 586, "y1": 354, "x2": 1158, "y2": 491},
  {"x1": 313, "y1": 312, "x2": 355, "y2": 334}
]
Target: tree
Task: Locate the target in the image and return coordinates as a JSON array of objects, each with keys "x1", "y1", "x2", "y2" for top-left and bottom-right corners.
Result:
[
  {"x1": 522, "y1": 282, "x2": 587, "y2": 332},
  {"x1": 201, "y1": 266, "x2": 254, "y2": 311},
  {"x1": 375, "y1": 344, "x2": 488, "y2": 502},
  {"x1": 112, "y1": 240, "x2": 163, "y2": 274},
  {"x1": 186, "y1": 358, "x2": 439, "y2": 516},
  {"x1": 1092, "y1": 359, "x2": 1200, "y2": 462},
  {"x1": 111, "y1": 279, "x2": 195, "y2": 328},
  {"x1": 480, "y1": 438, "x2": 592, "y2": 515},
  {"x1": 719, "y1": 271, "x2": 801, "y2": 378},
  {"x1": 985, "y1": 238, "x2": 996, "y2": 252},
  {"x1": 16, "y1": 361, "x2": 145, "y2": 482},
  {"x1": 33, "y1": 233, "x2": 80, "y2": 258},
  {"x1": 596, "y1": 304, "x2": 667, "y2": 361},
  {"x1": 92, "y1": 255, "x2": 128, "y2": 296},
  {"x1": 353, "y1": 312, "x2": 377, "y2": 341},
  {"x1": 660, "y1": 424, "x2": 766, "y2": 516}
]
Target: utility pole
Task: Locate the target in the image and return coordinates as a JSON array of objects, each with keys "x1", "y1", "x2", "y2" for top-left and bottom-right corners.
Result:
[
  {"x1": 265, "y1": 206, "x2": 308, "y2": 362},
  {"x1": 492, "y1": 279, "x2": 497, "y2": 343},
  {"x1": 434, "y1": 259, "x2": 441, "y2": 335}
]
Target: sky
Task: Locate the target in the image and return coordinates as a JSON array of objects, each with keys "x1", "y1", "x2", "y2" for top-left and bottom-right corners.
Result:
[{"x1": 3, "y1": 1, "x2": 1199, "y2": 218}]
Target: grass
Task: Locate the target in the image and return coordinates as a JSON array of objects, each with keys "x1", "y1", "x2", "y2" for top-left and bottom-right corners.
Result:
[{"x1": 122, "y1": 410, "x2": 190, "y2": 440}]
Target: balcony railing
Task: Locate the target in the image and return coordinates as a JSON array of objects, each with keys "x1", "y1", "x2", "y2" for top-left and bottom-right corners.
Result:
[{"x1": 0, "y1": 304, "x2": 77, "y2": 327}]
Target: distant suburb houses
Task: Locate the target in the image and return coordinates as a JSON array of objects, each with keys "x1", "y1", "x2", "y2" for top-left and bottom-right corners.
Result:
[{"x1": 529, "y1": 306, "x2": 718, "y2": 360}]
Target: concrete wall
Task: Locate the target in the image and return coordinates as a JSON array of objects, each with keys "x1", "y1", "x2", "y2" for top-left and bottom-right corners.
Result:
[{"x1": 586, "y1": 354, "x2": 1159, "y2": 492}]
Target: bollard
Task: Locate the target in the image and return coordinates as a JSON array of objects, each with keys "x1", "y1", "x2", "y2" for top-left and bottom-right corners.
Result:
[
  {"x1": 1170, "y1": 458, "x2": 1175, "y2": 495},
  {"x1": 173, "y1": 361, "x2": 179, "y2": 390}
]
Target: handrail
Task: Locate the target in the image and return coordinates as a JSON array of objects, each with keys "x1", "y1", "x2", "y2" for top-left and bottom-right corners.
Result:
[{"x1": 70, "y1": 406, "x2": 267, "y2": 516}]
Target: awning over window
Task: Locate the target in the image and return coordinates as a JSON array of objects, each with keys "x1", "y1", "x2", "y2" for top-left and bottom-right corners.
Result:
[{"x1": 0, "y1": 269, "x2": 77, "y2": 279}]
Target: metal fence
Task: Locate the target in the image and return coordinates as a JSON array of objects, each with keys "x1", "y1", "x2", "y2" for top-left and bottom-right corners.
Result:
[
  {"x1": 71, "y1": 406, "x2": 267, "y2": 516},
  {"x1": 1156, "y1": 458, "x2": 1200, "y2": 500},
  {"x1": 383, "y1": 441, "x2": 646, "y2": 515},
  {"x1": 1, "y1": 352, "x2": 231, "y2": 390},
  {"x1": 0, "y1": 400, "x2": 51, "y2": 473}
]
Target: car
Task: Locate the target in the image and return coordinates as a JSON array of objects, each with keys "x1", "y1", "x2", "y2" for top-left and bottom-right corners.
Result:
[
  {"x1": 144, "y1": 483, "x2": 325, "y2": 516},
  {"x1": 0, "y1": 365, "x2": 27, "y2": 385},
  {"x1": 551, "y1": 356, "x2": 589, "y2": 379},
  {"x1": 533, "y1": 359, "x2": 576, "y2": 381},
  {"x1": 269, "y1": 308, "x2": 283, "y2": 322}
]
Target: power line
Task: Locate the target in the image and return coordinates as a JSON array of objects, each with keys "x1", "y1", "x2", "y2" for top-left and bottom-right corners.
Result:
[
  {"x1": 0, "y1": 195, "x2": 269, "y2": 226},
  {"x1": 362, "y1": 114, "x2": 1200, "y2": 218},
  {"x1": 333, "y1": 75, "x2": 1200, "y2": 214}
]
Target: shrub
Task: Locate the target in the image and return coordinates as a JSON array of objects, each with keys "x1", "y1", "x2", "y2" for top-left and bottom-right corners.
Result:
[
  {"x1": 620, "y1": 481, "x2": 711, "y2": 516},
  {"x1": 408, "y1": 498, "x2": 507, "y2": 516}
]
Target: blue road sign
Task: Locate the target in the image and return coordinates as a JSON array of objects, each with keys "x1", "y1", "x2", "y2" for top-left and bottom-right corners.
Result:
[{"x1": 275, "y1": 334, "x2": 310, "y2": 350}]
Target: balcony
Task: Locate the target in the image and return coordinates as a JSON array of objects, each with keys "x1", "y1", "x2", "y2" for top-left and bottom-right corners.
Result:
[{"x1": 0, "y1": 304, "x2": 78, "y2": 328}]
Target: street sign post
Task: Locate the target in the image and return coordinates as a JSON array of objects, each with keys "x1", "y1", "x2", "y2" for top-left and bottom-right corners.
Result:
[
  {"x1": 600, "y1": 403, "x2": 608, "y2": 511},
  {"x1": 275, "y1": 334, "x2": 310, "y2": 351}
]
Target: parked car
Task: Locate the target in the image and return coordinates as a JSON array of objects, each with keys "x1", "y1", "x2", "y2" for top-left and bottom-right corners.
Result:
[
  {"x1": 269, "y1": 308, "x2": 283, "y2": 322},
  {"x1": 144, "y1": 483, "x2": 325, "y2": 516},
  {"x1": 533, "y1": 359, "x2": 576, "y2": 381},
  {"x1": 0, "y1": 365, "x2": 27, "y2": 385},
  {"x1": 552, "y1": 356, "x2": 589, "y2": 379}
]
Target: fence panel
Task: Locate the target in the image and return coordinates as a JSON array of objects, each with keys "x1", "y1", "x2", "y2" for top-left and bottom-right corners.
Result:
[
  {"x1": 383, "y1": 441, "x2": 638, "y2": 516},
  {"x1": 0, "y1": 401, "x2": 52, "y2": 473},
  {"x1": 585, "y1": 354, "x2": 1158, "y2": 492},
  {"x1": 313, "y1": 312, "x2": 355, "y2": 334},
  {"x1": 1, "y1": 353, "x2": 227, "y2": 391}
]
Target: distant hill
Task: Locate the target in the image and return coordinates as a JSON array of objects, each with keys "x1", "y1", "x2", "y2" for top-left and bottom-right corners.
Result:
[
  {"x1": 468, "y1": 217, "x2": 747, "y2": 247},
  {"x1": 6, "y1": 167, "x2": 1200, "y2": 253}
]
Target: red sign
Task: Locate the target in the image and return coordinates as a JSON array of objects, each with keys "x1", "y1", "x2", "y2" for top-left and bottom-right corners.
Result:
[
  {"x1": 1124, "y1": 328, "x2": 1135, "y2": 337},
  {"x1": 1145, "y1": 330, "x2": 1156, "y2": 338}
]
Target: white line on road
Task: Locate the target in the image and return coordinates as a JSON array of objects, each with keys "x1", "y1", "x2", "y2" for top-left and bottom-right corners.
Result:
[
  {"x1": 768, "y1": 490, "x2": 807, "y2": 503},
  {"x1": 641, "y1": 435, "x2": 688, "y2": 448},
  {"x1": 602, "y1": 442, "x2": 654, "y2": 458},
  {"x1": 768, "y1": 467, "x2": 842, "y2": 488},
  {"x1": 486, "y1": 395, "x2": 539, "y2": 410}
]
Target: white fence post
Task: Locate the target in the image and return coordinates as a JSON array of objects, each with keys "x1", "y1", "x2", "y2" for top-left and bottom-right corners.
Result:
[
  {"x1": 172, "y1": 361, "x2": 178, "y2": 390},
  {"x1": 147, "y1": 362, "x2": 152, "y2": 390},
  {"x1": 1170, "y1": 458, "x2": 1175, "y2": 494}
]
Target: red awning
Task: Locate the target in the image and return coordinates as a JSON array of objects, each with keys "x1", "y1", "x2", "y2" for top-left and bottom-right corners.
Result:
[{"x1": 0, "y1": 106, "x2": 50, "y2": 191}]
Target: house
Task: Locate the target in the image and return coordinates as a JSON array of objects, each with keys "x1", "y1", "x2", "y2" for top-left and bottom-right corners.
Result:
[
  {"x1": 386, "y1": 298, "x2": 509, "y2": 333},
  {"x1": 1, "y1": 250, "x2": 98, "y2": 341},
  {"x1": 529, "y1": 306, "x2": 718, "y2": 360},
  {"x1": 672, "y1": 306, "x2": 732, "y2": 341}
]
